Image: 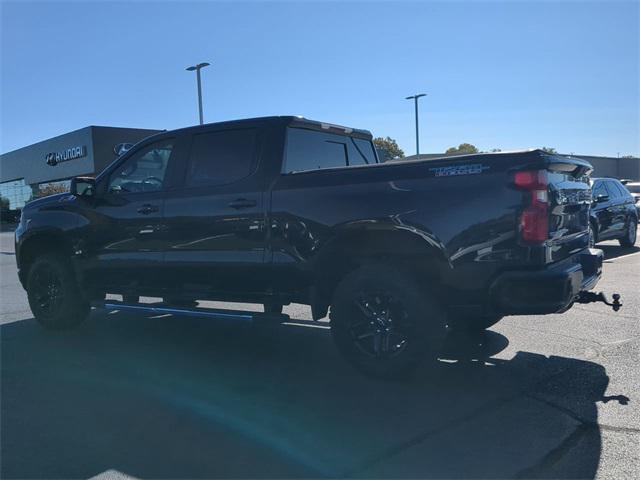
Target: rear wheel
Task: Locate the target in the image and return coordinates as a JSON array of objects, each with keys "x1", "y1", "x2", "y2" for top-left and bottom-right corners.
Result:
[
  {"x1": 619, "y1": 219, "x2": 637, "y2": 247},
  {"x1": 263, "y1": 302, "x2": 283, "y2": 315},
  {"x1": 26, "y1": 253, "x2": 89, "y2": 330},
  {"x1": 330, "y1": 263, "x2": 447, "y2": 379}
]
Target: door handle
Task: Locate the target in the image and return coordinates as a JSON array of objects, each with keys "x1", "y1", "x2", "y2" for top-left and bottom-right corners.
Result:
[
  {"x1": 137, "y1": 204, "x2": 159, "y2": 215},
  {"x1": 228, "y1": 198, "x2": 257, "y2": 209}
]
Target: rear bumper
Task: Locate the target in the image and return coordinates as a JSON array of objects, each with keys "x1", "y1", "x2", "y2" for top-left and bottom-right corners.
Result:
[{"x1": 489, "y1": 248, "x2": 603, "y2": 315}]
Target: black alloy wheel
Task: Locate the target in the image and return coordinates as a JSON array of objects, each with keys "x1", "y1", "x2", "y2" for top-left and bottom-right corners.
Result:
[
  {"x1": 349, "y1": 293, "x2": 411, "y2": 359},
  {"x1": 30, "y1": 262, "x2": 65, "y2": 319},
  {"x1": 330, "y1": 263, "x2": 447, "y2": 379},
  {"x1": 26, "y1": 253, "x2": 89, "y2": 330}
]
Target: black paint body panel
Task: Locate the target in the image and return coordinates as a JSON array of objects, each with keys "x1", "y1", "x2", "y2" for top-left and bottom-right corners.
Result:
[{"x1": 15, "y1": 116, "x2": 598, "y2": 316}]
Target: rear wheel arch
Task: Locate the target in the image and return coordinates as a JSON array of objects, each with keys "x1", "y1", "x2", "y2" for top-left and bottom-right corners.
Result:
[{"x1": 310, "y1": 228, "x2": 449, "y2": 320}]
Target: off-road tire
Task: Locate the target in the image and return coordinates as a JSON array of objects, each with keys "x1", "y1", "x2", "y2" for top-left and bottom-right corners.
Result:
[
  {"x1": 26, "y1": 253, "x2": 89, "y2": 330},
  {"x1": 619, "y1": 219, "x2": 637, "y2": 247},
  {"x1": 263, "y1": 302, "x2": 283, "y2": 315},
  {"x1": 330, "y1": 263, "x2": 447, "y2": 379}
]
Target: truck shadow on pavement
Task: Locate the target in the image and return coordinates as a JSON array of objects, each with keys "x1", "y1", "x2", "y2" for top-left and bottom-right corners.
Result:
[
  {"x1": 1, "y1": 311, "x2": 621, "y2": 479},
  {"x1": 599, "y1": 244, "x2": 640, "y2": 261}
]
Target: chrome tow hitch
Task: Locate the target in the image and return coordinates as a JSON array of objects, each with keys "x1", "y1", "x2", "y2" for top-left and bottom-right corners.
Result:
[{"x1": 577, "y1": 291, "x2": 622, "y2": 312}]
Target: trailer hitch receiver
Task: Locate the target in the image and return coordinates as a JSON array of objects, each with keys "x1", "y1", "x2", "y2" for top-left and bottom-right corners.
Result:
[{"x1": 577, "y1": 291, "x2": 622, "y2": 312}]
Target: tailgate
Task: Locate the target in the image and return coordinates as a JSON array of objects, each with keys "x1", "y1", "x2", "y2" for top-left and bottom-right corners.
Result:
[{"x1": 545, "y1": 158, "x2": 593, "y2": 262}]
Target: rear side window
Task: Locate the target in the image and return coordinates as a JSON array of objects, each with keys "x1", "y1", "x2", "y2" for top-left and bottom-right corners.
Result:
[
  {"x1": 186, "y1": 129, "x2": 257, "y2": 187},
  {"x1": 609, "y1": 180, "x2": 630, "y2": 198},
  {"x1": 346, "y1": 137, "x2": 378, "y2": 166},
  {"x1": 285, "y1": 128, "x2": 347, "y2": 173},
  {"x1": 284, "y1": 128, "x2": 377, "y2": 173}
]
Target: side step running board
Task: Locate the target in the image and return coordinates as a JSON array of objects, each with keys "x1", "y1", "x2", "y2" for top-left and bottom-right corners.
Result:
[{"x1": 93, "y1": 301, "x2": 290, "y2": 323}]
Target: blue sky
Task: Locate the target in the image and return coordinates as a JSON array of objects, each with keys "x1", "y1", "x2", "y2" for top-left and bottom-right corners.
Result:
[{"x1": 1, "y1": 0, "x2": 638, "y2": 156}]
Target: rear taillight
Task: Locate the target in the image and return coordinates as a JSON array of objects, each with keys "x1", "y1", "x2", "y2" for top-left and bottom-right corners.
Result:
[{"x1": 514, "y1": 170, "x2": 549, "y2": 244}]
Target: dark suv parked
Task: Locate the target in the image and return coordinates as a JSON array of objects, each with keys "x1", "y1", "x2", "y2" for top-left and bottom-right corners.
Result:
[{"x1": 589, "y1": 178, "x2": 638, "y2": 247}]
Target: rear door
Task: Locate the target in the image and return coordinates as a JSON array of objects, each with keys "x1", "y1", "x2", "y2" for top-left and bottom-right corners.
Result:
[
  {"x1": 162, "y1": 126, "x2": 268, "y2": 296},
  {"x1": 592, "y1": 180, "x2": 615, "y2": 239},
  {"x1": 607, "y1": 180, "x2": 633, "y2": 232}
]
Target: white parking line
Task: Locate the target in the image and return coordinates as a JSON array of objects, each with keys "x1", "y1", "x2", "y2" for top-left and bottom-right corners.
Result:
[{"x1": 608, "y1": 250, "x2": 640, "y2": 262}]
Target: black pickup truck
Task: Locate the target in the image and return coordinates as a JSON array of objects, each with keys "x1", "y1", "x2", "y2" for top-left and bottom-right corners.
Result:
[{"x1": 15, "y1": 116, "x2": 615, "y2": 377}]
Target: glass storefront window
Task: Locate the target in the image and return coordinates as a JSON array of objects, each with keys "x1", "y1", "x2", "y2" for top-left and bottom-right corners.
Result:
[
  {"x1": 0, "y1": 179, "x2": 33, "y2": 210},
  {"x1": 37, "y1": 180, "x2": 71, "y2": 198}
]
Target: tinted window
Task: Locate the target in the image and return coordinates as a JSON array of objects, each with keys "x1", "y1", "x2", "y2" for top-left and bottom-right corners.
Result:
[
  {"x1": 108, "y1": 139, "x2": 174, "y2": 194},
  {"x1": 285, "y1": 128, "x2": 349, "y2": 173},
  {"x1": 186, "y1": 129, "x2": 257, "y2": 187},
  {"x1": 609, "y1": 180, "x2": 630, "y2": 198},
  {"x1": 348, "y1": 137, "x2": 378, "y2": 166},
  {"x1": 593, "y1": 181, "x2": 608, "y2": 198},
  {"x1": 605, "y1": 181, "x2": 622, "y2": 199}
]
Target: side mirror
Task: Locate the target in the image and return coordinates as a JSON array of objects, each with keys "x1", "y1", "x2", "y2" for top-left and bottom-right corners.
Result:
[
  {"x1": 71, "y1": 176, "x2": 96, "y2": 197},
  {"x1": 594, "y1": 193, "x2": 609, "y2": 204}
]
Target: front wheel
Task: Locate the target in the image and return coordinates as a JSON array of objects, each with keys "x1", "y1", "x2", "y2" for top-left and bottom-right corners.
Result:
[
  {"x1": 619, "y1": 219, "x2": 637, "y2": 247},
  {"x1": 263, "y1": 302, "x2": 283, "y2": 315},
  {"x1": 26, "y1": 253, "x2": 89, "y2": 330},
  {"x1": 330, "y1": 263, "x2": 447, "y2": 379}
]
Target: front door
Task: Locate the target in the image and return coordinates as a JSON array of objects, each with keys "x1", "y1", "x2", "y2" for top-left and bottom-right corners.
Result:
[
  {"x1": 162, "y1": 127, "x2": 268, "y2": 297},
  {"x1": 81, "y1": 137, "x2": 178, "y2": 293}
]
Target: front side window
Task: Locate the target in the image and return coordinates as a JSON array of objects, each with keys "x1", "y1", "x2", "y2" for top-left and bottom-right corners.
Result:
[
  {"x1": 593, "y1": 181, "x2": 608, "y2": 198},
  {"x1": 186, "y1": 129, "x2": 257, "y2": 187},
  {"x1": 108, "y1": 139, "x2": 174, "y2": 194}
]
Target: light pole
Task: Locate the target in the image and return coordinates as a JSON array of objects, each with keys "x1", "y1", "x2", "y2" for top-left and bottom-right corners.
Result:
[
  {"x1": 186, "y1": 62, "x2": 210, "y2": 125},
  {"x1": 405, "y1": 93, "x2": 426, "y2": 155}
]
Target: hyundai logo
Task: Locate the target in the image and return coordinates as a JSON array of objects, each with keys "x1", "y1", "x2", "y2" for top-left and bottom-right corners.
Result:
[
  {"x1": 45, "y1": 152, "x2": 58, "y2": 166},
  {"x1": 45, "y1": 146, "x2": 86, "y2": 166},
  {"x1": 114, "y1": 143, "x2": 134, "y2": 156}
]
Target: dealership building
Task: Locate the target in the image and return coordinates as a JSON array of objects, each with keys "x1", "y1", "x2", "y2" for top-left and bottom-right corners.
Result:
[{"x1": 0, "y1": 126, "x2": 160, "y2": 211}]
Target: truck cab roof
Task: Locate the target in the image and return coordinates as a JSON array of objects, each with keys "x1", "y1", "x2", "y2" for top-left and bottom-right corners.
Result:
[{"x1": 150, "y1": 116, "x2": 373, "y2": 141}]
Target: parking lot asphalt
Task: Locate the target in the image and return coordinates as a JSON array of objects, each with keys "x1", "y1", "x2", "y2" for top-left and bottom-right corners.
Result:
[{"x1": 1, "y1": 229, "x2": 638, "y2": 479}]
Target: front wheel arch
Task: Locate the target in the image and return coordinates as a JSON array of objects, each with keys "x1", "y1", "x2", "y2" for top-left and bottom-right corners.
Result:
[{"x1": 18, "y1": 231, "x2": 75, "y2": 284}]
